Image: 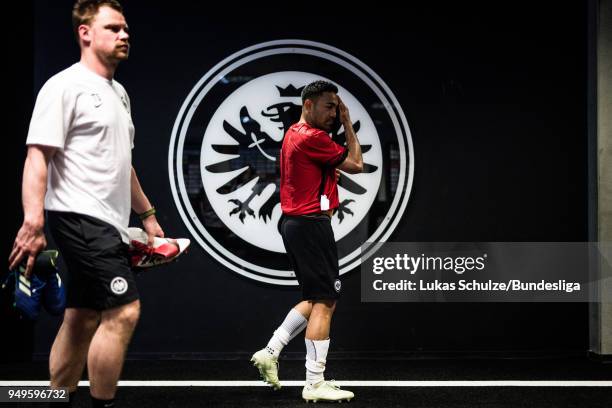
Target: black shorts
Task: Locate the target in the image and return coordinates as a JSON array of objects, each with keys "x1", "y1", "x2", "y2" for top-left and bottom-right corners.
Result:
[
  {"x1": 280, "y1": 214, "x2": 341, "y2": 301},
  {"x1": 47, "y1": 211, "x2": 139, "y2": 311}
]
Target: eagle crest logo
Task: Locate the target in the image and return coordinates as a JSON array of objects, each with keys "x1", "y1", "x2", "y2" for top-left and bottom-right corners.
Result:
[{"x1": 170, "y1": 41, "x2": 413, "y2": 285}]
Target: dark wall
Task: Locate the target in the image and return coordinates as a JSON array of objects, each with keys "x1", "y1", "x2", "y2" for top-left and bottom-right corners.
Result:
[
  {"x1": 4, "y1": 0, "x2": 34, "y2": 362},
  {"x1": 7, "y1": 1, "x2": 589, "y2": 357}
]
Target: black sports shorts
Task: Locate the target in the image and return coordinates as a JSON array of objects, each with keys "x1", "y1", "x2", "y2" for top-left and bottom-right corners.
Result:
[
  {"x1": 47, "y1": 211, "x2": 139, "y2": 310},
  {"x1": 280, "y1": 214, "x2": 341, "y2": 300}
]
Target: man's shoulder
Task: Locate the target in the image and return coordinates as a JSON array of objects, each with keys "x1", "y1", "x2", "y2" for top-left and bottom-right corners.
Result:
[
  {"x1": 112, "y1": 79, "x2": 128, "y2": 94},
  {"x1": 49, "y1": 63, "x2": 83, "y2": 82},
  {"x1": 288, "y1": 123, "x2": 328, "y2": 142},
  {"x1": 39, "y1": 64, "x2": 83, "y2": 93},
  {"x1": 304, "y1": 128, "x2": 333, "y2": 149}
]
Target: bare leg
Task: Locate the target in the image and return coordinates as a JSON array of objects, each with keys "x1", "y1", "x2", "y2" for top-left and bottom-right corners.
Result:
[
  {"x1": 49, "y1": 308, "x2": 100, "y2": 392},
  {"x1": 87, "y1": 300, "x2": 140, "y2": 399},
  {"x1": 305, "y1": 300, "x2": 336, "y2": 340},
  {"x1": 294, "y1": 300, "x2": 313, "y2": 320}
]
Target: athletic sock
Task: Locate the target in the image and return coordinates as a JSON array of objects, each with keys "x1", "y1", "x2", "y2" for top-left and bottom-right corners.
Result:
[
  {"x1": 265, "y1": 308, "x2": 308, "y2": 357},
  {"x1": 91, "y1": 395, "x2": 115, "y2": 408},
  {"x1": 305, "y1": 338, "x2": 330, "y2": 385}
]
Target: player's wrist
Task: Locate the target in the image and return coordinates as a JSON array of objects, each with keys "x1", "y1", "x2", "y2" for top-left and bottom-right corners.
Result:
[
  {"x1": 138, "y1": 207, "x2": 156, "y2": 221},
  {"x1": 23, "y1": 214, "x2": 45, "y2": 230}
]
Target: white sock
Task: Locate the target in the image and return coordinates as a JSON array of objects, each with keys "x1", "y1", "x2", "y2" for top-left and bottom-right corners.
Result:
[
  {"x1": 265, "y1": 308, "x2": 308, "y2": 358},
  {"x1": 305, "y1": 338, "x2": 330, "y2": 385}
]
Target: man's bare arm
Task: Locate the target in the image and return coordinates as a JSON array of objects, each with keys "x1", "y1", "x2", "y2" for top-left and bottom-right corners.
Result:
[
  {"x1": 9, "y1": 145, "x2": 56, "y2": 276},
  {"x1": 131, "y1": 166, "x2": 164, "y2": 244},
  {"x1": 336, "y1": 96, "x2": 363, "y2": 174}
]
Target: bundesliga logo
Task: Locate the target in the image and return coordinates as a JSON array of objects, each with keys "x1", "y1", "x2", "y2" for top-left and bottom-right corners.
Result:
[{"x1": 169, "y1": 40, "x2": 414, "y2": 285}]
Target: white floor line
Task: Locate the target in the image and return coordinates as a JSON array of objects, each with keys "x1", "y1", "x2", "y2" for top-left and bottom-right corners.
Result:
[{"x1": 1, "y1": 380, "x2": 611, "y2": 387}]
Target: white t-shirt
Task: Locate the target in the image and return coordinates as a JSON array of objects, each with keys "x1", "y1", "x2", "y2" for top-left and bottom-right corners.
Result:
[{"x1": 26, "y1": 63, "x2": 135, "y2": 243}]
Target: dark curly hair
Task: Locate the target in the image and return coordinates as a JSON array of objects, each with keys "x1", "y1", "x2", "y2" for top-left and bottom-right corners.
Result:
[{"x1": 301, "y1": 80, "x2": 339, "y2": 103}]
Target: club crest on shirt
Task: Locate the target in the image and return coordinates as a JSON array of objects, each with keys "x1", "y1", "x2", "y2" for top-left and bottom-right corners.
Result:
[
  {"x1": 169, "y1": 40, "x2": 414, "y2": 286},
  {"x1": 91, "y1": 93, "x2": 102, "y2": 108},
  {"x1": 334, "y1": 279, "x2": 342, "y2": 293}
]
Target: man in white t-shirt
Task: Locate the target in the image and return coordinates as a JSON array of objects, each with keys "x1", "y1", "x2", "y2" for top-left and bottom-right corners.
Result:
[{"x1": 9, "y1": 1, "x2": 162, "y2": 407}]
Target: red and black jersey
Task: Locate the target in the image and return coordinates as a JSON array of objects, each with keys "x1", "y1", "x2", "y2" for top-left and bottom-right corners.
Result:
[{"x1": 280, "y1": 122, "x2": 348, "y2": 215}]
